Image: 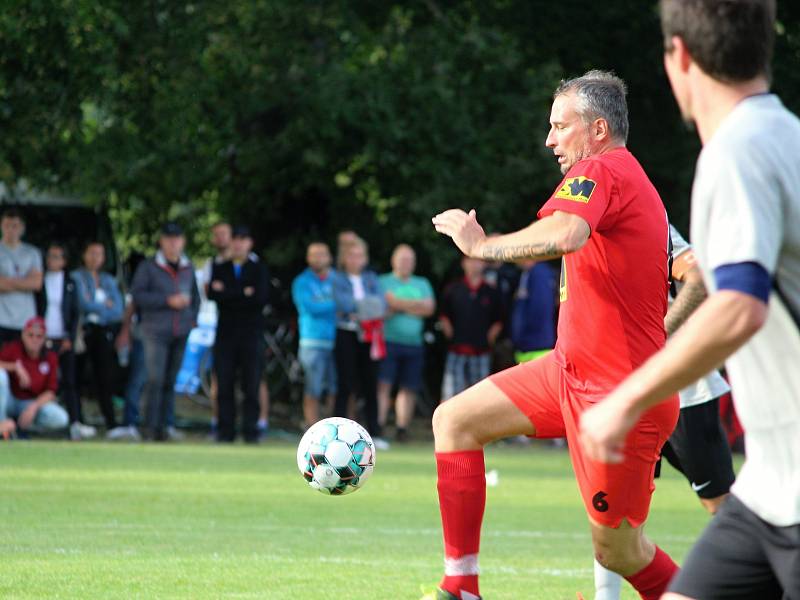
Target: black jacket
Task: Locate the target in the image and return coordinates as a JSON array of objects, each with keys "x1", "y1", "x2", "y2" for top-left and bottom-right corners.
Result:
[
  {"x1": 35, "y1": 271, "x2": 80, "y2": 341},
  {"x1": 208, "y1": 254, "x2": 269, "y2": 332}
]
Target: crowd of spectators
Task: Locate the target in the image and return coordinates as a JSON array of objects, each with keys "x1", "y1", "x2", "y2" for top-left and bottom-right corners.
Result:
[{"x1": 0, "y1": 205, "x2": 562, "y2": 446}]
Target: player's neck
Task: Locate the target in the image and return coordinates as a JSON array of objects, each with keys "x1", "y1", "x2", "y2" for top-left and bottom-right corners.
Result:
[{"x1": 692, "y1": 75, "x2": 769, "y2": 144}]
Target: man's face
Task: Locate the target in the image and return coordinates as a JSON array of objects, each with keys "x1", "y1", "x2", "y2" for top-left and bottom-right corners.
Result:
[
  {"x1": 664, "y1": 44, "x2": 693, "y2": 125},
  {"x1": 22, "y1": 324, "x2": 46, "y2": 353},
  {"x1": 306, "y1": 244, "x2": 331, "y2": 273},
  {"x1": 231, "y1": 236, "x2": 252, "y2": 260},
  {"x1": 159, "y1": 235, "x2": 185, "y2": 258},
  {"x1": 392, "y1": 247, "x2": 416, "y2": 278},
  {"x1": 83, "y1": 244, "x2": 105, "y2": 271},
  {"x1": 343, "y1": 244, "x2": 367, "y2": 274},
  {"x1": 1, "y1": 217, "x2": 24, "y2": 243},
  {"x1": 461, "y1": 257, "x2": 485, "y2": 279},
  {"x1": 46, "y1": 247, "x2": 66, "y2": 272},
  {"x1": 545, "y1": 92, "x2": 594, "y2": 175},
  {"x1": 211, "y1": 224, "x2": 231, "y2": 253}
]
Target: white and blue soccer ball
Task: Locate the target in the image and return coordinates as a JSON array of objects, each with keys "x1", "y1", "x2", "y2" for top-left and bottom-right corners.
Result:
[{"x1": 296, "y1": 417, "x2": 376, "y2": 496}]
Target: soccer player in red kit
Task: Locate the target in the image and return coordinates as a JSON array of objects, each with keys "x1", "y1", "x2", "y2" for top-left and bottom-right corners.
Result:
[{"x1": 428, "y1": 70, "x2": 680, "y2": 600}]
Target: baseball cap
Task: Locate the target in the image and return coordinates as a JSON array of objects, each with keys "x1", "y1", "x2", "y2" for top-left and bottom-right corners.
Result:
[
  {"x1": 161, "y1": 222, "x2": 183, "y2": 237},
  {"x1": 23, "y1": 316, "x2": 47, "y2": 334},
  {"x1": 231, "y1": 225, "x2": 251, "y2": 238}
]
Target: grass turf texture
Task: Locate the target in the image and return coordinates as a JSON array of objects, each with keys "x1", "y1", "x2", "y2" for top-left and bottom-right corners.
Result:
[{"x1": 1, "y1": 441, "x2": 713, "y2": 599}]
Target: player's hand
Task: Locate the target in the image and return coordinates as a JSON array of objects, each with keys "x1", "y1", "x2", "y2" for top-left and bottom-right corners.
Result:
[
  {"x1": 578, "y1": 397, "x2": 639, "y2": 464},
  {"x1": 432, "y1": 209, "x2": 486, "y2": 258}
]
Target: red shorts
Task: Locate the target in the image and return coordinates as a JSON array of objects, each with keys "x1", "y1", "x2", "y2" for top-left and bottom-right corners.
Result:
[{"x1": 490, "y1": 352, "x2": 679, "y2": 528}]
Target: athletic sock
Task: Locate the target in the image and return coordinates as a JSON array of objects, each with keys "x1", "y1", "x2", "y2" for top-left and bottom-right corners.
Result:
[
  {"x1": 436, "y1": 450, "x2": 486, "y2": 599},
  {"x1": 594, "y1": 559, "x2": 622, "y2": 600},
  {"x1": 624, "y1": 546, "x2": 679, "y2": 600}
]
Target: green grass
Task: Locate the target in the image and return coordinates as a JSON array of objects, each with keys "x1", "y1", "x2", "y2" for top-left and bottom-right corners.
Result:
[{"x1": 0, "y1": 441, "x2": 712, "y2": 599}]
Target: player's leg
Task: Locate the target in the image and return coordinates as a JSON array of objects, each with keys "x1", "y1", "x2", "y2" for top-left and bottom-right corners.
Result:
[{"x1": 432, "y1": 354, "x2": 563, "y2": 600}]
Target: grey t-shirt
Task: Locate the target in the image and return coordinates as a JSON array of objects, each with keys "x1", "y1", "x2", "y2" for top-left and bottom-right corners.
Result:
[
  {"x1": 0, "y1": 241, "x2": 42, "y2": 330},
  {"x1": 691, "y1": 94, "x2": 800, "y2": 526}
]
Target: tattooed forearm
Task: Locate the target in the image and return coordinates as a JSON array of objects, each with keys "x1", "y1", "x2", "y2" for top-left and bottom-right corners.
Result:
[
  {"x1": 664, "y1": 279, "x2": 708, "y2": 336},
  {"x1": 480, "y1": 241, "x2": 561, "y2": 262}
]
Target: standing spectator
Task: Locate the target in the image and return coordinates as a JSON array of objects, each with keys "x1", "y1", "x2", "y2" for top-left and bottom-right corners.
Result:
[
  {"x1": 0, "y1": 208, "x2": 43, "y2": 344},
  {"x1": 439, "y1": 257, "x2": 503, "y2": 400},
  {"x1": 331, "y1": 238, "x2": 387, "y2": 445},
  {"x1": 72, "y1": 241, "x2": 123, "y2": 432},
  {"x1": 0, "y1": 317, "x2": 68, "y2": 434},
  {"x1": 336, "y1": 230, "x2": 359, "y2": 270},
  {"x1": 131, "y1": 223, "x2": 200, "y2": 441},
  {"x1": 378, "y1": 244, "x2": 435, "y2": 442},
  {"x1": 292, "y1": 242, "x2": 337, "y2": 427},
  {"x1": 511, "y1": 259, "x2": 558, "y2": 363},
  {"x1": 208, "y1": 225, "x2": 269, "y2": 443},
  {"x1": 36, "y1": 242, "x2": 91, "y2": 440}
]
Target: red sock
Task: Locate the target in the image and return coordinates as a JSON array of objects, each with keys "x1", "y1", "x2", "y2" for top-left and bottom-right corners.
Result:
[
  {"x1": 436, "y1": 450, "x2": 485, "y2": 599},
  {"x1": 624, "y1": 546, "x2": 679, "y2": 600}
]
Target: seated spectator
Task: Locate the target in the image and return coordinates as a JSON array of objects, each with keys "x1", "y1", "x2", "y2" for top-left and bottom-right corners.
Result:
[
  {"x1": 439, "y1": 257, "x2": 503, "y2": 400},
  {"x1": 36, "y1": 242, "x2": 92, "y2": 440},
  {"x1": 72, "y1": 241, "x2": 124, "y2": 432},
  {"x1": 131, "y1": 222, "x2": 199, "y2": 442},
  {"x1": 0, "y1": 317, "x2": 68, "y2": 433},
  {"x1": 0, "y1": 208, "x2": 43, "y2": 344},
  {"x1": 292, "y1": 242, "x2": 337, "y2": 427},
  {"x1": 331, "y1": 238, "x2": 386, "y2": 444},
  {"x1": 378, "y1": 244, "x2": 435, "y2": 443},
  {"x1": 510, "y1": 259, "x2": 558, "y2": 363},
  {"x1": 208, "y1": 225, "x2": 269, "y2": 443}
]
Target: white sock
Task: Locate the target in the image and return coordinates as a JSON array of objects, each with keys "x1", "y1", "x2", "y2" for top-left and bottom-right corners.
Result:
[{"x1": 594, "y1": 559, "x2": 622, "y2": 600}]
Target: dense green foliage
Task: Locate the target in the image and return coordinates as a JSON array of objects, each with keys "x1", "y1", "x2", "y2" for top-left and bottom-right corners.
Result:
[
  {"x1": 1, "y1": 441, "x2": 712, "y2": 598},
  {"x1": 1, "y1": 1, "x2": 799, "y2": 278}
]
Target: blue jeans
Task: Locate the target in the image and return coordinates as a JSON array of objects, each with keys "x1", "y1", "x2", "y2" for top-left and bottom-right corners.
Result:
[
  {"x1": 141, "y1": 335, "x2": 186, "y2": 433},
  {"x1": 0, "y1": 370, "x2": 69, "y2": 431},
  {"x1": 299, "y1": 345, "x2": 337, "y2": 398},
  {"x1": 123, "y1": 336, "x2": 175, "y2": 428}
]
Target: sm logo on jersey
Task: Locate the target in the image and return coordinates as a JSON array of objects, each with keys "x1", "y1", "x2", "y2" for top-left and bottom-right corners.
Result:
[{"x1": 555, "y1": 176, "x2": 596, "y2": 203}]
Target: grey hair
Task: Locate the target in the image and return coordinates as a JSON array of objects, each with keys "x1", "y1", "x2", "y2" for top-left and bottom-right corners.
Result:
[{"x1": 554, "y1": 70, "x2": 629, "y2": 144}]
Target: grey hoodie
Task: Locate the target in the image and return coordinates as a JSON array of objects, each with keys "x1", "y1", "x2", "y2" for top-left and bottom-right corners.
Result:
[{"x1": 131, "y1": 251, "x2": 200, "y2": 340}]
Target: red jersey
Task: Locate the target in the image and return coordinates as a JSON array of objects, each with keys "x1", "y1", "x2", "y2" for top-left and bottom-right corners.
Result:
[
  {"x1": 538, "y1": 147, "x2": 670, "y2": 393},
  {"x1": 0, "y1": 340, "x2": 59, "y2": 400}
]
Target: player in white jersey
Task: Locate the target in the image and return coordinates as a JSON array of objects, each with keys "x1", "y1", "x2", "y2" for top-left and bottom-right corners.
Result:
[
  {"x1": 592, "y1": 225, "x2": 736, "y2": 600},
  {"x1": 580, "y1": 1, "x2": 800, "y2": 598}
]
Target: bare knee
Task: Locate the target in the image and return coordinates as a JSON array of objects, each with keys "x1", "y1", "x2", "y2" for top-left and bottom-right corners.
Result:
[
  {"x1": 591, "y1": 526, "x2": 653, "y2": 576},
  {"x1": 432, "y1": 393, "x2": 481, "y2": 451}
]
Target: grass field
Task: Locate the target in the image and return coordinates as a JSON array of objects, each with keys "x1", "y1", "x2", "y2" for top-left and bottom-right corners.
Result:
[{"x1": 0, "y1": 440, "x2": 714, "y2": 599}]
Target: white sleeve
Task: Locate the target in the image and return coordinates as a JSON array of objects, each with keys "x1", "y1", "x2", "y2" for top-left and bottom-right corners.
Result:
[
  {"x1": 694, "y1": 145, "x2": 782, "y2": 275},
  {"x1": 669, "y1": 224, "x2": 691, "y2": 258}
]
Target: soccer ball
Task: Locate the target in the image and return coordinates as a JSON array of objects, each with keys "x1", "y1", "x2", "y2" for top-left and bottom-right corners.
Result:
[{"x1": 296, "y1": 417, "x2": 376, "y2": 496}]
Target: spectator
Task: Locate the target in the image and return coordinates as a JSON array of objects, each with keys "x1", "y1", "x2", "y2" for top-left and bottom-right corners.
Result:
[
  {"x1": 0, "y1": 208, "x2": 43, "y2": 344},
  {"x1": 72, "y1": 241, "x2": 124, "y2": 432},
  {"x1": 331, "y1": 237, "x2": 387, "y2": 445},
  {"x1": 292, "y1": 242, "x2": 337, "y2": 427},
  {"x1": 336, "y1": 230, "x2": 359, "y2": 270},
  {"x1": 0, "y1": 317, "x2": 68, "y2": 434},
  {"x1": 208, "y1": 225, "x2": 269, "y2": 443},
  {"x1": 439, "y1": 257, "x2": 503, "y2": 400},
  {"x1": 378, "y1": 244, "x2": 435, "y2": 442},
  {"x1": 483, "y1": 253, "x2": 521, "y2": 372},
  {"x1": 36, "y1": 242, "x2": 91, "y2": 440},
  {"x1": 511, "y1": 259, "x2": 558, "y2": 363},
  {"x1": 131, "y1": 222, "x2": 200, "y2": 441}
]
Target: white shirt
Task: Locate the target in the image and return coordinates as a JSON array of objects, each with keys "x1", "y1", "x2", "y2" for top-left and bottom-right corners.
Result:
[
  {"x1": 348, "y1": 274, "x2": 366, "y2": 301},
  {"x1": 669, "y1": 225, "x2": 730, "y2": 408},
  {"x1": 691, "y1": 94, "x2": 800, "y2": 526},
  {"x1": 44, "y1": 271, "x2": 66, "y2": 339}
]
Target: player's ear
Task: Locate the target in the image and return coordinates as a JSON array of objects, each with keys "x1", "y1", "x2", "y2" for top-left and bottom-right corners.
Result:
[
  {"x1": 592, "y1": 117, "x2": 610, "y2": 142},
  {"x1": 668, "y1": 35, "x2": 692, "y2": 73}
]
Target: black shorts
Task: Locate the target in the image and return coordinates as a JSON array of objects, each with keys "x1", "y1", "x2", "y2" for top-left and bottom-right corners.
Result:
[
  {"x1": 658, "y1": 398, "x2": 735, "y2": 499},
  {"x1": 669, "y1": 494, "x2": 800, "y2": 599}
]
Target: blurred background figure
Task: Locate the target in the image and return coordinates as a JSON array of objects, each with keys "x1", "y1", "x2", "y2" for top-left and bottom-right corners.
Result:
[
  {"x1": 0, "y1": 208, "x2": 43, "y2": 344},
  {"x1": 439, "y1": 256, "x2": 503, "y2": 401},
  {"x1": 209, "y1": 225, "x2": 269, "y2": 443},
  {"x1": 511, "y1": 259, "x2": 558, "y2": 363},
  {"x1": 72, "y1": 240, "x2": 124, "y2": 433},
  {"x1": 378, "y1": 244, "x2": 435, "y2": 443},
  {"x1": 292, "y1": 242, "x2": 337, "y2": 428},
  {"x1": 36, "y1": 242, "x2": 89, "y2": 440},
  {"x1": 0, "y1": 317, "x2": 68, "y2": 435},
  {"x1": 331, "y1": 237, "x2": 387, "y2": 447},
  {"x1": 132, "y1": 222, "x2": 199, "y2": 441}
]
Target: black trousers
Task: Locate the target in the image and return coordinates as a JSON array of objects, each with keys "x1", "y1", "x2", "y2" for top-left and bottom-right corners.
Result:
[
  {"x1": 334, "y1": 328, "x2": 380, "y2": 436},
  {"x1": 48, "y1": 339, "x2": 80, "y2": 424},
  {"x1": 214, "y1": 327, "x2": 262, "y2": 442},
  {"x1": 83, "y1": 324, "x2": 118, "y2": 429}
]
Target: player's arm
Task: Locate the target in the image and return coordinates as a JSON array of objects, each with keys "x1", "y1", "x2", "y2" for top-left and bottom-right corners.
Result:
[
  {"x1": 579, "y1": 267, "x2": 768, "y2": 463},
  {"x1": 431, "y1": 209, "x2": 589, "y2": 262},
  {"x1": 664, "y1": 249, "x2": 708, "y2": 336}
]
